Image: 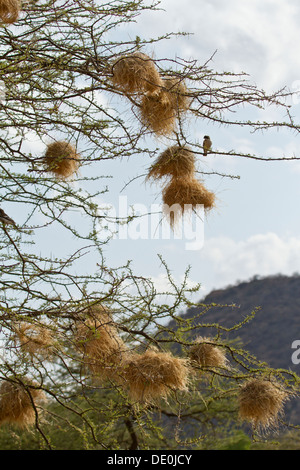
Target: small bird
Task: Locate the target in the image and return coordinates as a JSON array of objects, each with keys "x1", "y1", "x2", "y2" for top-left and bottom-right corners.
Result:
[
  {"x1": 203, "y1": 135, "x2": 212, "y2": 156},
  {"x1": 0, "y1": 208, "x2": 16, "y2": 226}
]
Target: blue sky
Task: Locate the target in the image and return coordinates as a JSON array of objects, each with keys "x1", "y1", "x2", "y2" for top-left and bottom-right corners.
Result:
[{"x1": 6, "y1": 0, "x2": 300, "y2": 304}]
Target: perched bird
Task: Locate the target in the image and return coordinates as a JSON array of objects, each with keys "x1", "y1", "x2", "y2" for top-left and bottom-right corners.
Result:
[
  {"x1": 0, "y1": 208, "x2": 16, "y2": 226},
  {"x1": 203, "y1": 135, "x2": 212, "y2": 156}
]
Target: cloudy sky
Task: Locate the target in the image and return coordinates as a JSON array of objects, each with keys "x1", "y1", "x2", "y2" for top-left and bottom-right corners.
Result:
[
  {"x1": 96, "y1": 0, "x2": 300, "y2": 300},
  {"x1": 8, "y1": 0, "x2": 300, "y2": 304}
]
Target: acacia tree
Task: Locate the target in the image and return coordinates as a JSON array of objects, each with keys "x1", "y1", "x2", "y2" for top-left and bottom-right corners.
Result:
[{"x1": 0, "y1": 0, "x2": 299, "y2": 450}]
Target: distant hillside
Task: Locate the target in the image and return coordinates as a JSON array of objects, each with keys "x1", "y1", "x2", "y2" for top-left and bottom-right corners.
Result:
[{"x1": 179, "y1": 274, "x2": 300, "y2": 424}]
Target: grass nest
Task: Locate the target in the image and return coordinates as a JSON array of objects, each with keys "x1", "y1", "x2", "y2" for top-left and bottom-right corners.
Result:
[
  {"x1": 43, "y1": 141, "x2": 80, "y2": 179},
  {"x1": 0, "y1": 0, "x2": 20, "y2": 24},
  {"x1": 162, "y1": 176, "x2": 215, "y2": 228},
  {"x1": 13, "y1": 322, "x2": 56, "y2": 360},
  {"x1": 147, "y1": 145, "x2": 195, "y2": 181},
  {"x1": 0, "y1": 380, "x2": 46, "y2": 429},
  {"x1": 189, "y1": 336, "x2": 228, "y2": 369},
  {"x1": 74, "y1": 305, "x2": 127, "y2": 381},
  {"x1": 139, "y1": 90, "x2": 177, "y2": 136},
  {"x1": 163, "y1": 76, "x2": 190, "y2": 113},
  {"x1": 119, "y1": 348, "x2": 190, "y2": 403},
  {"x1": 238, "y1": 378, "x2": 289, "y2": 431},
  {"x1": 112, "y1": 51, "x2": 163, "y2": 95}
]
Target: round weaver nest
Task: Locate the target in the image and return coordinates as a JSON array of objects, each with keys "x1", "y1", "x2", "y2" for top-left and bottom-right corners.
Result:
[
  {"x1": 0, "y1": 380, "x2": 46, "y2": 429},
  {"x1": 238, "y1": 378, "x2": 289, "y2": 431},
  {"x1": 74, "y1": 304, "x2": 127, "y2": 382},
  {"x1": 112, "y1": 51, "x2": 163, "y2": 95},
  {"x1": 119, "y1": 348, "x2": 190, "y2": 403},
  {"x1": 162, "y1": 176, "x2": 215, "y2": 228},
  {"x1": 189, "y1": 336, "x2": 227, "y2": 369},
  {"x1": 147, "y1": 145, "x2": 195, "y2": 181},
  {"x1": 0, "y1": 0, "x2": 20, "y2": 24},
  {"x1": 43, "y1": 141, "x2": 80, "y2": 179}
]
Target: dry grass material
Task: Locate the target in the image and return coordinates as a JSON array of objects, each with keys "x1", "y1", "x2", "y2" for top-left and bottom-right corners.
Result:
[
  {"x1": 163, "y1": 77, "x2": 190, "y2": 113},
  {"x1": 139, "y1": 90, "x2": 176, "y2": 136},
  {"x1": 112, "y1": 52, "x2": 163, "y2": 95},
  {"x1": 119, "y1": 349, "x2": 190, "y2": 403},
  {"x1": 14, "y1": 322, "x2": 56, "y2": 360},
  {"x1": 0, "y1": 0, "x2": 20, "y2": 24},
  {"x1": 162, "y1": 176, "x2": 215, "y2": 228},
  {"x1": 43, "y1": 141, "x2": 80, "y2": 179},
  {"x1": 238, "y1": 378, "x2": 288, "y2": 430},
  {"x1": 147, "y1": 145, "x2": 195, "y2": 181},
  {"x1": 74, "y1": 305, "x2": 127, "y2": 381},
  {"x1": 189, "y1": 336, "x2": 227, "y2": 369},
  {"x1": 0, "y1": 380, "x2": 46, "y2": 429}
]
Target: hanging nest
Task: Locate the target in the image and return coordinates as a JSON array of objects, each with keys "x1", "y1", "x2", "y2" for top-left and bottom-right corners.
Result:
[
  {"x1": 13, "y1": 322, "x2": 56, "y2": 360},
  {"x1": 0, "y1": 380, "x2": 46, "y2": 429},
  {"x1": 189, "y1": 336, "x2": 228, "y2": 369},
  {"x1": 43, "y1": 141, "x2": 80, "y2": 179},
  {"x1": 147, "y1": 145, "x2": 195, "y2": 181},
  {"x1": 111, "y1": 51, "x2": 163, "y2": 95},
  {"x1": 163, "y1": 76, "x2": 190, "y2": 113},
  {"x1": 238, "y1": 378, "x2": 289, "y2": 431},
  {"x1": 162, "y1": 176, "x2": 215, "y2": 228},
  {"x1": 139, "y1": 90, "x2": 177, "y2": 136},
  {"x1": 0, "y1": 0, "x2": 20, "y2": 24},
  {"x1": 74, "y1": 304, "x2": 127, "y2": 381},
  {"x1": 119, "y1": 348, "x2": 190, "y2": 403}
]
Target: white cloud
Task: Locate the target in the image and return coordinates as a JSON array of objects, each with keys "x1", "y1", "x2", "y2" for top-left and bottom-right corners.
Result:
[
  {"x1": 118, "y1": 232, "x2": 300, "y2": 304},
  {"x1": 196, "y1": 232, "x2": 300, "y2": 293}
]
